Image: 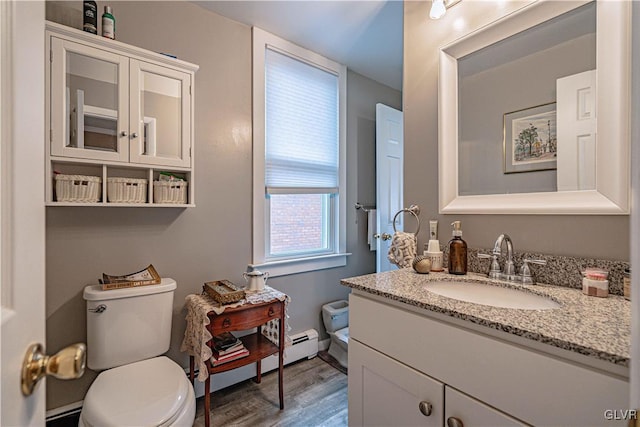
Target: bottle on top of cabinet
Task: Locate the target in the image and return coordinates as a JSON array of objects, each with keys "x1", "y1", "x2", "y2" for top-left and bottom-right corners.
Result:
[
  {"x1": 448, "y1": 221, "x2": 467, "y2": 275},
  {"x1": 102, "y1": 6, "x2": 115, "y2": 40},
  {"x1": 83, "y1": 1, "x2": 98, "y2": 34}
]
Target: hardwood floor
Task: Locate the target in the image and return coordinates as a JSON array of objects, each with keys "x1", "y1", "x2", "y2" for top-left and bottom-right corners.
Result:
[{"x1": 194, "y1": 356, "x2": 348, "y2": 427}]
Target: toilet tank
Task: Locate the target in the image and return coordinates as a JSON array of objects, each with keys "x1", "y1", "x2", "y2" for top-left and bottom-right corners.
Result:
[
  {"x1": 83, "y1": 278, "x2": 177, "y2": 370},
  {"x1": 322, "y1": 300, "x2": 349, "y2": 333}
]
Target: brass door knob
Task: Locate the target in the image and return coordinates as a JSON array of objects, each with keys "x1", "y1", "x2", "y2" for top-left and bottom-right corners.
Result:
[
  {"x1": 21, "y1": 343, "x2": 86, "y2": 396},
  {"x1": 447, "y1": 417, "x2": 464, "y2": 427}
]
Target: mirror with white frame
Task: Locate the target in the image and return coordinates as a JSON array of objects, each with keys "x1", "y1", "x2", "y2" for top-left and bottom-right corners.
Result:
[{"x1": 438, "y1": 0, "x2": 630, "y2": 214}]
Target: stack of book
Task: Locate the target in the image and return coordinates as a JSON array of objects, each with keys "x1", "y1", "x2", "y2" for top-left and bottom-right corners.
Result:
[{"x1": 211, "y1": 332, "x2": 249, "y2": 366}]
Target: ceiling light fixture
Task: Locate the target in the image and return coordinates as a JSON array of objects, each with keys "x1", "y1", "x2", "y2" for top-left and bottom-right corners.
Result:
[
  {"x1": 430, "y1": 0, "x2": 447, "y2": 20},
  {"x1": 430, "y1": 0, "x2": 462, "y2": 20}
]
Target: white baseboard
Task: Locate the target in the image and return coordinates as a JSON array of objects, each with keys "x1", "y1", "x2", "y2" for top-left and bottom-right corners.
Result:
[
  {"x1": 46, "y1": 401, "x2": 83, "y2": 421},
  {"x1": 318, "y1": 337, "x2": 330, "y2": 351}
]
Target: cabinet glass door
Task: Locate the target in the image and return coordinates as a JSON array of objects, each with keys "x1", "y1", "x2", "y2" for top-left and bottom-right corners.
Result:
[
  {"x1": 129, "y1": 60, "x2": 191, "y2": 168},
  {"x1": 50, "y1": 38, "x2": 129, "y2": 162}
]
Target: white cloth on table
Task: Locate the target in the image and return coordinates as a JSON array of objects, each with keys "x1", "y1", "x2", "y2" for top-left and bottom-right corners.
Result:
[
  {"x1": 387, "y1": 231, "x2": 417, "y2": 269},
  {"x1": 180, "y1": 286, "x2": 290, "y2": 382}
]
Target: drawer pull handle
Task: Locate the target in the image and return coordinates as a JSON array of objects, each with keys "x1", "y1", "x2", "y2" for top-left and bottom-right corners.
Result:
[
  {"x1": 268, "y1": 307, "x2": 275, "y2": 316},
  {"x1": 222, "y1": 318, "x2": 231, "y2": 327},
  {"x1": 447, "y1": 417, "x2": 464, "y2": 427},
  {"x1": 418, "y1": 401, "x2": 432, "y2": 416}
]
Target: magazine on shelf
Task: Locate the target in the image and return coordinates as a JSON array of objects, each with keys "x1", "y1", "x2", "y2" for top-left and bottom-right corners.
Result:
[
  {"x1": 211, "y1": 348, "x2": 250, "y2": 366},
  {"x1": 212, "y1": 332, "x2": 241, "y2": 350}
]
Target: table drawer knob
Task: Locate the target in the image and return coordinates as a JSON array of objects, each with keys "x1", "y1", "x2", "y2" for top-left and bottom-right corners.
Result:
[
  {"x1": 222, "y1": 318, "x2": 231, "y2": 327},
  {"x1": 268, "y1": 307, "x2": 275, "y2": 316}
]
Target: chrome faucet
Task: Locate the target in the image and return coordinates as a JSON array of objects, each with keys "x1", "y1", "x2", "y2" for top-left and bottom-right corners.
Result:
[
  {"x1": 493, "y1": 234, "x2": 516, "y2": 280},
  {"x1": 478, "y1": 234, "x2": 547, "y2": 284}
]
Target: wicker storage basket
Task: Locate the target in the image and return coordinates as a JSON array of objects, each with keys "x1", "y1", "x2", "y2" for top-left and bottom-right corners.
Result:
[
  {"x1": 154, "y1": 180, "x2": 188, "y2": 204},
  {"x1": 55, "y1": 174, "x2": 102, "y2": 203},
  {"x1": 107, "y1": 177, "x2": 148, "y2": 203}
]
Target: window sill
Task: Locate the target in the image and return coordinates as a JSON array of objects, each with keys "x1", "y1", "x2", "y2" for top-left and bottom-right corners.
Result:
[{"x1": 249, "y1": 253, "x2": 351, "y2": 278}]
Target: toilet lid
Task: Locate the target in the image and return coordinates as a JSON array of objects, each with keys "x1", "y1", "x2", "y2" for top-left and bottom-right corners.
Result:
[{"x1": 83, "y1": 356, "x2": 191, "y2": 427}]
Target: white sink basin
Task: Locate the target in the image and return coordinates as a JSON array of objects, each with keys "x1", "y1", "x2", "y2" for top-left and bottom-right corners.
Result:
[{"x1": 425, "y1": 281, "x2": 560, "y2": 310}]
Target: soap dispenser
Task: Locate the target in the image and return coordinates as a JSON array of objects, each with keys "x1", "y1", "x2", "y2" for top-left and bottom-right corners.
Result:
[{"x1": 448, "y1": 221, "x2": 467, "y2": 275}]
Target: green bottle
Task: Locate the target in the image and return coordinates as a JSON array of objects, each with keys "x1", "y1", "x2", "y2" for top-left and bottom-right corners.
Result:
[{"x1": 102, "y1": 6, "x2": 115, "y2": 40}]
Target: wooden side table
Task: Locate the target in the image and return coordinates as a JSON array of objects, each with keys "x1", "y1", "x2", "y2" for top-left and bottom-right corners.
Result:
[{"x1": 189, "y1": 298, "x2": 285, "y2": 427}]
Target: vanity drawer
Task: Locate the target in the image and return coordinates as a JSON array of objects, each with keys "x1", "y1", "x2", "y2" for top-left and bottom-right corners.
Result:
[{"x1": 209, "y1": 300, "x2": 283, "y2": 331}]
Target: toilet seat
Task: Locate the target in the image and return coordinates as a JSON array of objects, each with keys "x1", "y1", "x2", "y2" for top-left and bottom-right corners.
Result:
[
  {"x1": 82, "y1": 356, "x2": 192, "y2": 427},
  {"x1": 334, "y1": 326, "x2": 349, "y2": 345}
]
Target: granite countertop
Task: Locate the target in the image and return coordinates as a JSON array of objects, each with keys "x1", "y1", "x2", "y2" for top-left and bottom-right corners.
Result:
[{"x1": 341, "y1": 269, "x2": 631, "y2": 367}]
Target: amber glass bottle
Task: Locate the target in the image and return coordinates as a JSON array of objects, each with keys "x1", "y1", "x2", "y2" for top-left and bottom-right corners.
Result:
[{"x1": 448, "y1": 221, "x2": 467, "y2": 275}]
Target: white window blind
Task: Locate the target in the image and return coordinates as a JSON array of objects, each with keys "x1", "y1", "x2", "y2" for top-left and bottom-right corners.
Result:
[{"x1": 265, "y1": 48, "x2": 339, "y2": 194}]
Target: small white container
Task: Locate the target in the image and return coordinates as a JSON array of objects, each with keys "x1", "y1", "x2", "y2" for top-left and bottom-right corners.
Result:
[
  {"x1": 582, "y1": 277, "x2": 609, "y2": 298},
  {"x1": 153, "y1": 180, "x2": 188, "y2": 204},
  {"x1": 55, "y1": 174, "x2": 102, "y2": 203},
  {"x1": 107, "y1": 177, "x2": 147, "y2": 203},
  {"x1": 426, "y1": 251, "x2": 444, "y2": 272}
]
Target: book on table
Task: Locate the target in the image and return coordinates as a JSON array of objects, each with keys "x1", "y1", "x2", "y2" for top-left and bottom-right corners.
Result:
[
  {"x1": 213, "y1": 341, "x2": 245, "y2": 358},
  {"x1": 211, "y1": 347, "x2": 250, "y2": 366},
  {"x1": 212, "y1": 332, "x2": 241, "y2": 350}
]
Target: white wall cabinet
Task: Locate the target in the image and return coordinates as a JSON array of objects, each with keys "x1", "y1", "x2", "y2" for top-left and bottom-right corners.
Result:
[
  {"x1": 349, "y1": 292, "x2": 629, "y2": 426},
  {"x1": 45, "y1": 21, "x2": 198, "y2": 206}
]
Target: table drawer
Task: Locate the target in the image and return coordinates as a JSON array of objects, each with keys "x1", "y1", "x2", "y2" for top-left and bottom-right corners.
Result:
[{"x1": 210, "y1": 301, "x2": 283, "y2": 331}]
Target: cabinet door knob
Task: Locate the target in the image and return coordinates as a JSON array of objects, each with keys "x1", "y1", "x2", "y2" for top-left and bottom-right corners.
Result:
[
  {"x1": 120, "y1": 131, "x2": 128, "y2": 137},
  {"x1": 131, "y1": 132, "x2": 139, "y2": 138},
  {"x1": 418, "y1": 401, "x2": 432, "y2": 416},
  {"x1": 447, "y1": 417, "x2": 464, "y2": 427},
  {"x1": 222, "y1": 318, "x2": 231, "y2": 327}
]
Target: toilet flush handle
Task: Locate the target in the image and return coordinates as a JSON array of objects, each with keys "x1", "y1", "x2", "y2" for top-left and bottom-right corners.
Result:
[{"x1": 88, "y1": 304, "x2": 107, "y2": 313}]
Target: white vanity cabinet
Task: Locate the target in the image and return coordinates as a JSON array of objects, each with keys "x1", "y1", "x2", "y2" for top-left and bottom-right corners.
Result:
[
  {"x1": 349, "y1": 339, "x2": 525, "y2": 427},
  {"x1": 45, "y1": 21, "x2": 198, "y2": 206},
  {"x1": 349, "y1": 292, "x2": 629, "y2": 426},
  {"x1": 349, "y1": 339, "x2": 444, "y2": 426}
]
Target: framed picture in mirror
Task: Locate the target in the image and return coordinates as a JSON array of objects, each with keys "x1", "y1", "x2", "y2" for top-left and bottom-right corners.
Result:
[{"x1": 503, "y1": 102, "x2": 557, "y2": 174}]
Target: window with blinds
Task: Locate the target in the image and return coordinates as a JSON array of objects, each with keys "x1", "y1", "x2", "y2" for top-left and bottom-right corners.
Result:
[
  {"x1": 252, "y1": 27, "x2": 346, "y2": 275},
  {"x1": 265, "y1": 49, "x2": 339, "y2": 195},
  {"x1": 265, "y1": 48, "x2": 338, "y2": 257}
]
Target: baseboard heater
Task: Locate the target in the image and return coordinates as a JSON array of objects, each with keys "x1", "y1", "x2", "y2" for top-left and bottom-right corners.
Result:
[{"x1": 190, "y1": 328, "x2": 319, "y2": 397}]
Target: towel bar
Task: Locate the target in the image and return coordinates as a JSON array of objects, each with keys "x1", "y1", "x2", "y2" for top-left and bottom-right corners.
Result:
[
  {"x1": 355, "y1": 202, "x2": 375, "y2": 213},
  {"x1": 392, "y1": 205, "x2": 421, "y2": 235}
]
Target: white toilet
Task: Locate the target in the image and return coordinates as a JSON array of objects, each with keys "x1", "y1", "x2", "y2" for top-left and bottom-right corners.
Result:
[
  {"x1": 321, "y1": 300, "x2": 349, "y2": 369},
  {"x1": 79, "y1": 278, "x2": 195, "y2": 427}
]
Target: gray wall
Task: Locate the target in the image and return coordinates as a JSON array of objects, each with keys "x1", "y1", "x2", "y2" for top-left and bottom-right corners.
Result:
[
  {"x1": 404, "y1": 1, "x2": 629, "y2": 260},
  {"x1": 45, "y1": 1, "x2": 401, "y2": 410}
]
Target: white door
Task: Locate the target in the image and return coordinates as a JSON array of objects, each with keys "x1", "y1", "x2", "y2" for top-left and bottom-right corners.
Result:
[
  {"x1": 1, "y1": 2, "x2": 47, "y2": 426},
  {"x1": 375, "y1": 103, "x2": 403, "y2": 272},
  {"x1": 631, "y1": 0, "x2": 640, "y2": 414},
  {"x1": 556, "y1": 70, "x2": 596, "y2": 191}
]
